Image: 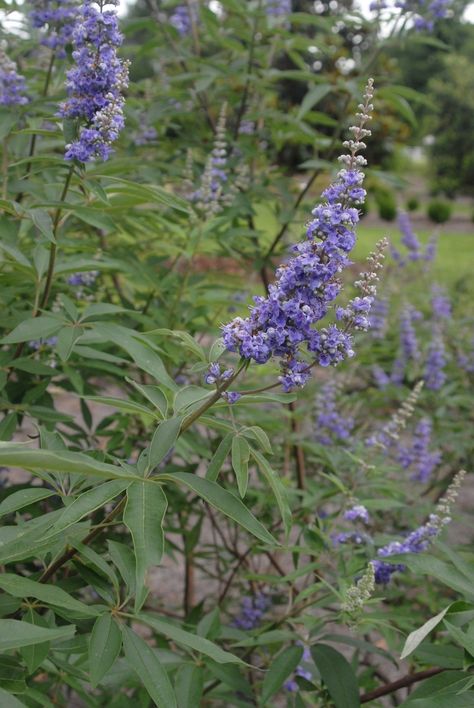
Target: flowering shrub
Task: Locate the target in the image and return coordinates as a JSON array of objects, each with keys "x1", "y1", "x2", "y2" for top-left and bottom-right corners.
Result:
[{"x1": 0, "y1": 1, "x2": 473, "y2": 706}]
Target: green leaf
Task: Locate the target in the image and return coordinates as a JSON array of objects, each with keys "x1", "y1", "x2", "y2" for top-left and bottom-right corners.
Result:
[
  {"x1": 0, "y1": 688, "x2": 27, "y2": 707},
  {"x1": 311, "y1": 644, "x2": 360, "y2": 708},
  {"x1": 83, "y1": 395, "x2": 159, "y2": 419},
  {"x1": 0, "y1": 620, "x2": 75, "y2": 651},
  {"x1": 148, "y1": 417, "x2": 182, "y2": 471},
  {"x1": 401, "y1": 606, "x2": 452, "y2": 660},
  {"x1": 206, "y1": 433, "x2": 233, "y2": 481},
  {"x1": 1, "y1": 317, "x2": 62, "y2": 344},
  {"x1": 444, "y1": 620, "x2": 474, "y2": 657},
  {"x1": 51, "y1": 480, "x2": 130, "y2": 535},
  {"x1": 158, "y1": 472, "x2": 276, "y2": 545},
  {"x1": 122, "y1": 626, "x2": 177, "y2": 708},
  {"x1": 0, "y1": 488, "x2": 55, "y2": 518},
  {"x1": 297, "y1": 83, "x2": 332, "y2": 120},
  {"x1": 0, "y1": 444, "x2": 137, "y2": 482},
  {"x1": 126, "y1": 379, "x2": 168, "y2": 417},
  {"x1": 89, "y1": 614, "x2": 122, "y2": 687},
  {"x1": 261, "y1": 646, "x2": 303, "y2": 704},
  {"x1": 231, "y1": 436, "x2": 250, "y2": 498},
  {"x1": 394, "y1": 555, "x2": 474, "y2": 601},
  {"x1": 20, "y1": 609, "x2": 50, "y2": 674},
  {"x1": 251, "y1": 449, "x2": 291, "y2": 538},
  {"x1": 137, "y1": 613, "x2": 245, "y2": 665},
  {"x1": 28, "y1": 209, "x2": 55, "y2": 242},
  {"x1": 175, "y1": 664, "x2": 204, "y2": 708},
  {"x1": 94, "y1": 323, "x2": 177, "y2": 391},
  {"x1": 123, "y1": 482, "x2": 167, "y2": 611},
  {"x1": 97, "y1": 175, "x2": 190, "y2": 214},
  {"x1": 0, "y1": 574, "x2": 99, "y2": 618}
]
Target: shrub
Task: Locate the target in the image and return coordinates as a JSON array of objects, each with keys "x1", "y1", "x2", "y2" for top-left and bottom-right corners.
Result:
[
  {"x1": 406, "y1": 196, "x2": 419, "y2": 211},
  {"x1": 375, "y1": 189, "x2": 397, "y2": 221},
  {"x1": 427, "y1": 199, "x2": 453, "y2": 223}
]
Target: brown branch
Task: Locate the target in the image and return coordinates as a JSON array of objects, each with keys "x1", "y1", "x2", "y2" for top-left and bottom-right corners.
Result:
[{"x1": 360, "y1": 667, "x2": 445, "y2": 704}]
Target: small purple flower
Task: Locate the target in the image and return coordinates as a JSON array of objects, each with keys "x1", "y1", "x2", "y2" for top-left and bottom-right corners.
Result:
[
  {"x1": 67, "y1": 270, "x2": 98, "y2": 287},
  {"x1": 134, "y1": 125, "x2": 157, "y2": 146},
  {"x1": 332, "y1": 531, "x2": 371, "y2": 546},
  {"x1": 0, "y1": 46, "x2": 29, "y2": 106},
  {"x1": 458, "y1": 337, "x2": 474, "y2": 374},
  {"x1": 29, "y1": 336, "x2": 58, "y2": 350},
  {"x1": 222, "y1": 391, "x2": 241, "y2": 404},
  {"x1": 169, "y1": 3, "x2": 197, "y2": 36},
  {"x1": 344, "y1": 504, "x2": 370, "y2": 524},
  {"x1": 266, "y1": 0, "x2": 292, "y2": 16},
  {"x1": 204, "y1": 362, "x2": 233, "y2": 386},
  {"x1": 232, "y1": 592, "x2": 270, "y2": 630},
  {"x1": 399, "y1": 212, "x2": 423, "y2": 261}
]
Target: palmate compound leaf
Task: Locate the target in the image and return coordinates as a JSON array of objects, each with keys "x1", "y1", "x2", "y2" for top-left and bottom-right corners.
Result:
[
  {"x1": 123, "y1": 482, "x2": 168, "y2": 612},
  {"x1": 0, "y1": 574, "x2": 100, "y2": 618},
  {"x1": 0, "y1": 444, "x2": 137, "y2": 482},
  {"x1": 122, "y1": 626, "x2": 177, "y2": 708}
]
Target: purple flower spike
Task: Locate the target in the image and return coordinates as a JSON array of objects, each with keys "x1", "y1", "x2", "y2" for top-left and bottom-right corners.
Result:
[
  {"x1": 222, "y1": 81, "x2": 380, "y2": 391},
  {"x1": 59, "y1": 0, "x2": 129, "y2": 162}
]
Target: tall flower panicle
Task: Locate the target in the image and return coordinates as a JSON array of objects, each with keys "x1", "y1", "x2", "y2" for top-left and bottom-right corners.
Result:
[
  {"x1": 399, "y1": 305, "x2": 421, "y2": 362},
  {"x1": 315, "y1": 379, "x2": 354, "y2": 446},
  {"x1": 367, "y1": 380, "x2": 423, "y2": 448},
  {"x1": 370, "y1": 295, "x2": 389, "y2": 339},
  {"x1": 399, "y1": 212, "x2": 423, "y2": 260},
  {"x1": 266, "y1": 0, "x2": 292, "y2": 17},
  {"x1": 59, "y1": 0, "x2": 129, "y2": 162},
  {"x1": 169, "y1": 2, "x2": 197, "y2": 36},
  {"x1": 344, "y1": 504, "x2": 370, "y2": 524},
  {"x1": 396, "y1": 417, "x2": 441, "y2": 483},
  {"x1": 30, "y1": 0, "x2": 79, "y2": 58},
  {"x1": 424, "y1": 328, "x2": 447, "y2": 390},
  {"x1": 431, "y1": 284, "x2": 451, "y2": 320},
  {"x1": 223, "y1": 80, "x2": 380, "y2": 391},
  {"x1": 458, "y1": 337, "x2": 474, "y2": 374},
  {"x1": 424, "y1": 232, "x2": 438, "y2": 262},
  {"x1": 370, "y1": 0, "x2": 451, "y2": 31},
  {"x1": 342, "y1": 562, "x2": 375, "y2": 616},
  {"x1": 372, "y1": 470, "x2": 465, "y2": 584},
  {"x1": 0, "y1": 44, "x2": 29, "y2": 106},
  {"x1": 195, "y1": 103, "x2": 229, "y2": 215}
]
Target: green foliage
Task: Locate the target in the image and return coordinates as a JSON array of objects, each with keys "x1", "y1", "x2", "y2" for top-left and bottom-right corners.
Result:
[
  {"x1": 374, "y1": 188, "x2": 398, "y2": 221},
  {"x1": 427, "y1": 199, "x2": 453, "y2": 223}
]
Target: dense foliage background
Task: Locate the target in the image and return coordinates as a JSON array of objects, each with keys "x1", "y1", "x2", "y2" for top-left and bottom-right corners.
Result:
[{"x1": 0, "y1": 0, "x2": 473, "y2": 706}]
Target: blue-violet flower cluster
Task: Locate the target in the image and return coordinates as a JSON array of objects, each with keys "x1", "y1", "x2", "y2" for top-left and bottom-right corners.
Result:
[
  {"x1": 232, "y1": 592, "x2": 270, "y2": 630},
  {"x1": 372, "y1": 470, "x2": 465, "y2": 584},
  {"x1": 222, "y1": 80, "x2": 383, "y2": 391},
  {"x1": 30, "y1": 0, "x2": 79, "y2": 58},
  {"x1": 59, "y1": 0, "x2": 129, "y2": 162},
  {"x1": 315, "y1": 379, "x2": 354, "y2": 446},
  {"x1": 0, "y1": 45, "x2": 29, "y2": 106},
  {"x1": 396, "y1": 417, "x2": 441, "y2": 483}
]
